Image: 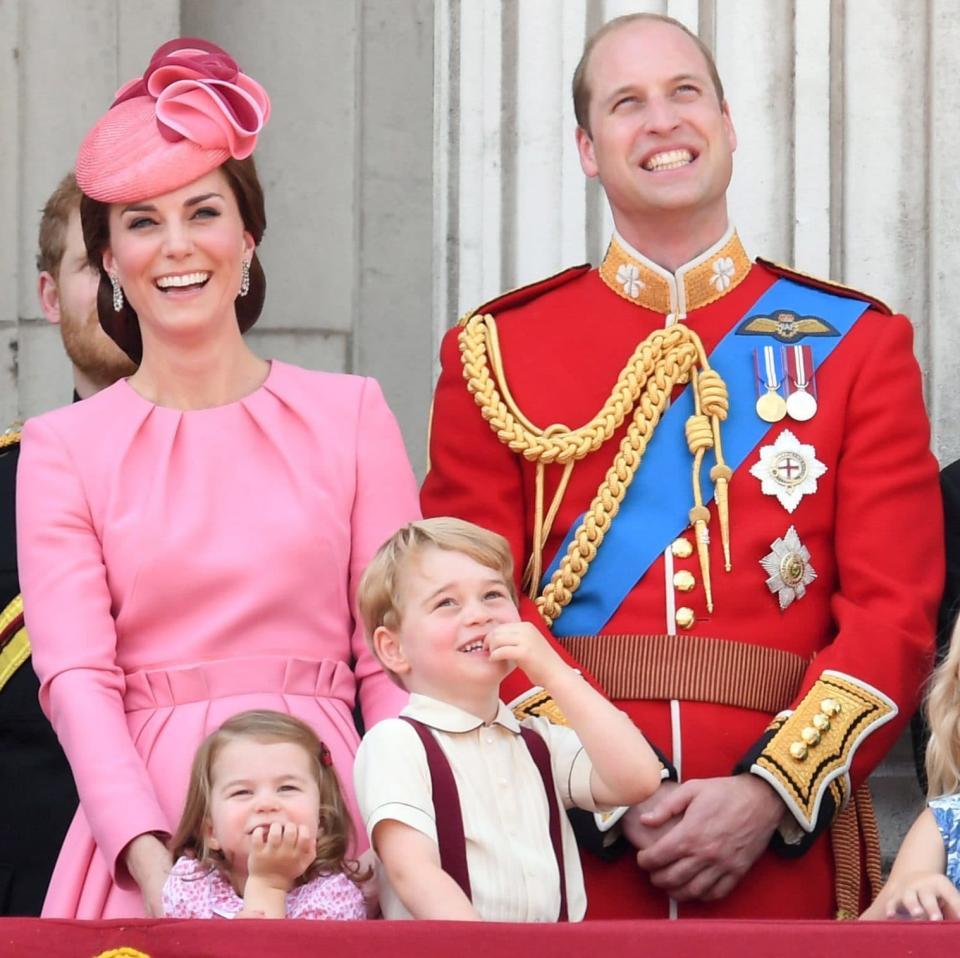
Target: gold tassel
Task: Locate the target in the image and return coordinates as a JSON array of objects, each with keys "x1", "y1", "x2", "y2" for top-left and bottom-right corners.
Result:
[
  {"x1": 689, "y1": 504, "x2": 713, "y2": 612},
  {"x1": 523, "y1": 461, "x2": 547, "y2": 599},
  {"x1": 710, "y1": 463, "x2": 733, "y2": 571}
]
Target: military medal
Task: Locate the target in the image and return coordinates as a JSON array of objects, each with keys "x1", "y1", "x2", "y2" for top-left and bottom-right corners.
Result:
[
  {"x1": 761, "y1": 526, "x2": 816, "y2": 610},
  {"x1": 784, "y1": 345, "x2": 818, "y2": 421},
  {"x1": 749, "y1": 429, "x2": 827, "y2": 514},
  {"x1": 754, "y1": 346, "x2": 787, "y2": 423}
]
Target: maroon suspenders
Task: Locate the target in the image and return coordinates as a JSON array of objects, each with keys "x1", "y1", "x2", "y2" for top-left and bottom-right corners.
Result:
[
  {"x1": 399, "y1": 716, "x2": 569, "y2": 921},
  {"x1": 399, "y1": 715, "x2": 473, "y2": 901},
  {"x1": 517, "y1": 725, "x2": 569, "y2": 923}
]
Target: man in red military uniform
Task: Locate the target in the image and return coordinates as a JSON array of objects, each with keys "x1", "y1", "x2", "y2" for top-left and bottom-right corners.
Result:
[{"x1": 420, "y1": 13, "x2": 941, "y2": 920}]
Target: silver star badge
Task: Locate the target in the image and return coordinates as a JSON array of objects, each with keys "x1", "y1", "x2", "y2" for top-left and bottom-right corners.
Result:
[
  {"x1": 761, "y1": 525, "x2": 816, "y2": 610},
  {"x1": 749, "y1": 429, "x2": 827, "y2": 514}
]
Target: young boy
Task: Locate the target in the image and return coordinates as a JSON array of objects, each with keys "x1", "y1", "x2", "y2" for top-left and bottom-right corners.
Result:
[{"x1": 353, "y1": 517, "x2": 662, "y2": 921}]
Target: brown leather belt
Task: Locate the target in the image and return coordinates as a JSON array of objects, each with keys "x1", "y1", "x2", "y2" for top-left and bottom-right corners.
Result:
[{"x1": 558, "y1": 632, "x2": 810, "y2": 714}]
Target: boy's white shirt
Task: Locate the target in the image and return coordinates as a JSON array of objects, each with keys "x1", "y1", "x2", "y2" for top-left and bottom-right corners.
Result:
[{"x1": 354, "y1": 692, "x2": 609, "y2": 921}]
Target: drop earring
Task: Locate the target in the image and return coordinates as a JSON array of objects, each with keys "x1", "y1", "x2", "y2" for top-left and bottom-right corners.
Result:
[
  {"x1": 110, "y1": 273, "x2": 124, "y2": 312},
  {"x1": 239, "y1": 259, "x2": 251, "y2": 298}
]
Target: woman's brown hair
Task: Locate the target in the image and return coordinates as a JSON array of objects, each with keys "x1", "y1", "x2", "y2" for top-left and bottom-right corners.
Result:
[
  {"x1": 80, "y1": 155, "x2": 267, "y2": 364},
  {"x1": 169, "y1": 710, "x2": 369, "y2": 885}
]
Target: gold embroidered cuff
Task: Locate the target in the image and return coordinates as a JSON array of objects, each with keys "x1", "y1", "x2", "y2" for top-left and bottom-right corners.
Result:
[
  {"x1": 747, "y1": 670, "x2": 896, "y2": 834},
  {"x1": 0, "y1": 423, "x2": 22, "y2": 451},
  {"x1": 506, "y1": 684, "x2": 676, "y2": 800},
  {"x1": 507, "y1": 685, "x2": 570, "y2": 726}
]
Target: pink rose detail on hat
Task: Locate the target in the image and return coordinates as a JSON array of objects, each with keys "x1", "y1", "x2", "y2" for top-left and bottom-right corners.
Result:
[{"x1": 76, "y1": 38, "x2": 270, "y2": 204}]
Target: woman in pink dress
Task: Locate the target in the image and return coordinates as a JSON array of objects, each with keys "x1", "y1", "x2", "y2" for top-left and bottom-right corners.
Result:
[{"x1": 15, "y1": 39, "x2": 418, "y2": 919}]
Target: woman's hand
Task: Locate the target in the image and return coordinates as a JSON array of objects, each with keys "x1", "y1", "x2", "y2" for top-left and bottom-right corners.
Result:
[
  {"x1": 355, "y1": 847, "x2": 381, "y2": 918},
  {"x1": 123, "y1": 832, "x2": 173, "y2": 916}
]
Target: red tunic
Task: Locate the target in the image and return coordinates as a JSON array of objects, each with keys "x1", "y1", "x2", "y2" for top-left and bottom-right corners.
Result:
[{"x1": 421, "y1": 232, "x2": 941, "y2": 919}]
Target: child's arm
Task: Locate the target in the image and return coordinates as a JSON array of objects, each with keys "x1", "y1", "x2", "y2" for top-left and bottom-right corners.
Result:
[
  {"x1": 373, "y1": 819, "x2": 481, "y2": 920},
  {"x1": 860, "y1": 809, "x2": 960, "y2": 921},
  {"x1": 487, "y1": 621, "x2": 661, "y2": 806},
  {"x1": 240, "y1": 822, "x2": 317, "y2": 919}
]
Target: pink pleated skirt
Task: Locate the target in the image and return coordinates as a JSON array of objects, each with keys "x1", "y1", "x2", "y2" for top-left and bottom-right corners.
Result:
[{"x1": 43, "y1": 656, "x2": 365, "y2": 919}]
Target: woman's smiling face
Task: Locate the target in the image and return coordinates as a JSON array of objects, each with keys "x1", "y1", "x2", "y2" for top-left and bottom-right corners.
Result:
[{"x1": 102, "y1": 166, "x2": 254, "y2": 348}]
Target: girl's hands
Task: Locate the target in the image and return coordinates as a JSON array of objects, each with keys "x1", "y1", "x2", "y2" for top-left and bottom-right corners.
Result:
[
  {"x1": 861, "y1": 871, "x2": 960, "y2": 921},
  {"x1": 247, "y1": 822, "x2": 316, "y2": 891},
  {"x1": 242, "y1": 823, "x2": 317, "y2": 919},
  {"x1": 860, "y1": 810, "x2": 956, "y2": 921},
  {"x1": 123, "y1": 832, "x2": 173, "y2": 917}
]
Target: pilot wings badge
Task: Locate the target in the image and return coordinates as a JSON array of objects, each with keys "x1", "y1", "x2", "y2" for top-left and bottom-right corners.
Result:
[{"x1": 736, "y1": 310, "x2": 839, "y2": 343}]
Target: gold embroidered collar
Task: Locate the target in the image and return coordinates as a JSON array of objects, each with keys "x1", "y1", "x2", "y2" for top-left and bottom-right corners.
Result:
[{"x1": 599, "y1": 227, "x2": 751, "y2": 316}]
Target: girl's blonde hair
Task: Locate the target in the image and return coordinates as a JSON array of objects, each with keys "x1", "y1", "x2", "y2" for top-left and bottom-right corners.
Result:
[
  {"x1": 170, "y1": 710, "x2": 368, "y2": 883},
  {"x1": 925, "y1": 620, "x2": 960, "y2": 797}
]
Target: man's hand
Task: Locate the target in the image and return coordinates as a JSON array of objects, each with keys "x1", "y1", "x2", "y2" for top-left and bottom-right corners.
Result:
[
  {"x1": 486, "y1": 621, "x2": 569, "y2": 690},
  {"x1": 861, "y1": 872, "x2": 960, "y2": 921},
  {"x1": 631, "y1": 775, "x2": 783, "y2": 901},
  {"x1": 247, "y1": 822, "x2": 316, "y2": 890},
  {"x1": 622, "y1": 781, "x2": 681, "y2": 851}
]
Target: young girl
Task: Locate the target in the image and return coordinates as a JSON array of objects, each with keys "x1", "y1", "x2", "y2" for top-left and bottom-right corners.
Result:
[
  {"x1": 861, "y1": 630, "x2": 960, "y2": 921},
  {"x1": 163, "y1": 710, "x2": 368, "y2": 920}
]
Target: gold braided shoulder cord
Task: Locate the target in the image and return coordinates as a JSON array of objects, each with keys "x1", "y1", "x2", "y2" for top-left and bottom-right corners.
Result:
[
  {"x1": 459, "y1": 313, "x2": 732, "y2": 627},
  {"x1": 0, "y1": 422, "x2": 22, "y2": 450}
]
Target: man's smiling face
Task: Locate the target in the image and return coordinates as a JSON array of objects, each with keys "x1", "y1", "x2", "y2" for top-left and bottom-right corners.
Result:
[{"x1": 576, "y1": 19, "x2": 736, "y2": 236}]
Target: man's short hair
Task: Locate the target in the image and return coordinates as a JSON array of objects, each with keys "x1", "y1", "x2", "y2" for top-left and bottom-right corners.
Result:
[
  {"x1": 36, "y1": 173, "x2": 83, "y2": 278},
  {"x1": 356, "y1": 517, "x2": 518, "y2": 685},
  {"x1": 572, "y1": 13, "x2": 725, "y2": 135}
]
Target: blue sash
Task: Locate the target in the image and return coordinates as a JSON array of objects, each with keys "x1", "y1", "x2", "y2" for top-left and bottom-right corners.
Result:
[{"x1": 542, "y1": 278, "x2": 870, "y2": 636}]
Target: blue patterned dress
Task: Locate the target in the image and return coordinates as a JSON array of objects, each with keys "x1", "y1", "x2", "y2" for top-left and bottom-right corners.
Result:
[{"x1": 929, "y1": 794, "x2": 960, "y2": 886}]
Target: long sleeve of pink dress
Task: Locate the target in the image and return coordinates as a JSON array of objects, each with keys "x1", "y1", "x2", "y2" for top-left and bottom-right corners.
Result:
[{"x1": 15, "y1": 362, "x2": 418, "y2": 918}]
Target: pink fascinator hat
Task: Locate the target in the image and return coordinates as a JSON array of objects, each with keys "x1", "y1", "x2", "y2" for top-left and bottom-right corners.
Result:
[{"x1": 76, "y1": 37, "x2": 270, "y2": 203}]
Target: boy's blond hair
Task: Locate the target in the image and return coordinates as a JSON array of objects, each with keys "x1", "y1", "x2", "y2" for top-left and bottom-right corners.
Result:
[{"x1": 357, "y1": 518, "x2": 517, "y2": 684}]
